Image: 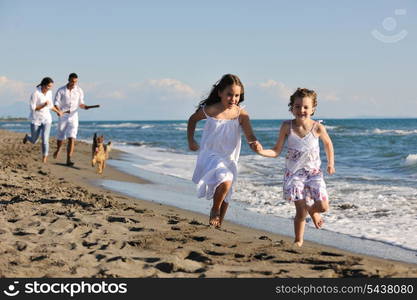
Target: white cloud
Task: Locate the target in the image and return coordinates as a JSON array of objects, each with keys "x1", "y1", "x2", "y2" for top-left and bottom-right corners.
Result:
[
  {"x1": 0, "y1": 76, "x2": 31, "y2": 102},
  {"x1": 258, "y1": 79, "x2": 292, "y2": 100},
  {"x1": 319, "y1": 90, "x2": 340, "y2": 102},
  {"x1": 129, "y1": 78, "x2": 197, "y2": 100},
  {"x1": 79, "y1": 78, "x2": 199, "y2": 120}
]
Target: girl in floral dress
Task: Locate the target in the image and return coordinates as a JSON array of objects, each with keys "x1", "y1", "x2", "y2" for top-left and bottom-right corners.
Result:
[{"x1": 254, "y1": 88, "x2": 335, "y2": 247}]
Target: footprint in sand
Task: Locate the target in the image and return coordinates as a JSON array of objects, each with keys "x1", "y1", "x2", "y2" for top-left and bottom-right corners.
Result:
[
  {"x1": 127, "y1": 240, "x2": 143, "y2": 247},
  {"x1": 15, "y1": 241, "x2": 27, "y2": 251},
  {"x1": 81, "y1": 230, "x2": 93, "y2": 238},
  {"x1": 106, "y1": 256, "x2": 126, "y2": 263},
  {"x1": 191, "y1": 236, "x2": 207, "y2": 242},
  {"x1": 7, "y1": 218, "x2": 20, "y2": 223},
  {"x1": 185, "y1": 251, "x2": 211, "y2": 263},
  {"x1": 155, "y1": 262, "x2": 174, "y2": 273},
  {"x1": 165, "y1": 237, "x2": 187, "y2": 243},
  {"x1": 96, "y1": 254, "x2": 106, "y2": 262},
  {"x1": 13, "y1": 230, "x2": 33, "y2": 236},
  {"x1": 144, "y1": 257, "x2": 160, "y2": 263},
  {"x1": 204, "y1": 250, "x2": 226, "y2": 256},
  {"x1": 320, "y1": 251, "x2": 344, "y2": 257},
  {"x1": 253, "y1": 253, "x2": 275, "y2": 261},
  {"x1": 31, "y1": 255, "x2": 47, "y2": 262},
  {"x1": 82, "y1": 241, "x2": 98, "y2": 249},
  {"x1": 129, "y1": 227, "x2": 145, "y2": 232},
  {"x1": 131, "y1": 257, "x2": 160, "y2": 263},
  {"x1": 188, "y1": 220, "x2": 206, "y2": 226},
  {"x1": 107, "y1": 216, "x2": 127, "y2": 223}
]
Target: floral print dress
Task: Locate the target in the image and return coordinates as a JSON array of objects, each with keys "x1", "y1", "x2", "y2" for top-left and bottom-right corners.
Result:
[{"x1": 283, "y1": 120, "x2": 328, "y2": 206}]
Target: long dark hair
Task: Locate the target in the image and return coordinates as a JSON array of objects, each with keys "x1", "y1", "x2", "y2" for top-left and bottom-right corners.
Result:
[
  {"x1": 36, "y1": 77, "x2": 54, "y2": 88},
  {"x1": 198, "y1": 74, "x2": 244, "y2": 108}
]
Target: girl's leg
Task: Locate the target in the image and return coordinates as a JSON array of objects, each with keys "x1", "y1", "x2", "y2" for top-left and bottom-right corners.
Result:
[
  {"x1": 210, "y1": 181, "x2": 232, "y2": 227},
  {"x1": 41, "y1": 123, "x2": 51, "y2": 163},
  {"x1": 218, "y1": 201, "x2": 229, "y2": 227},
  {"x1": 307, "y1": 200, "x2": 329, "y2": 229},
  {"x1": 294, "y1": 200, "x2": 308, "y2": 247},
  {"x1": 26, "y1": 124, "x2": 42, "y2": 144}
]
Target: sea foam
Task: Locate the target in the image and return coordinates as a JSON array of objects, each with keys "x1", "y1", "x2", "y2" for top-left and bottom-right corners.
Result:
[{"x1": 404, "y1": 154, "x2": 417, "y2": 166}]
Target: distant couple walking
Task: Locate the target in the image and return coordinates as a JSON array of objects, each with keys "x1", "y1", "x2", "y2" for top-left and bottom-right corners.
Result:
[{"x1": 24, "y1": 73, "x2": 94, "y2": 166}]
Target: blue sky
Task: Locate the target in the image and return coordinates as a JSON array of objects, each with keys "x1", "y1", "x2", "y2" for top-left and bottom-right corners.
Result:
[{"x1": 0, "y1": 0, "x2": 416, "y2": 120}]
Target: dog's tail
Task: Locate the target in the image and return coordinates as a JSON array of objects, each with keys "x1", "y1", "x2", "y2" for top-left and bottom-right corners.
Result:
[{"x1": 92, "y1": 133, "x2": 98, "y2": 158}]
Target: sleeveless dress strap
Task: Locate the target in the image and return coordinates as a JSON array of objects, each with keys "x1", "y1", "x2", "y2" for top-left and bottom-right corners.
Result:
[
  {"x1": 311, "y1": 121, "x2": 317, "y2": 132},
  {"x1": 311, "y1": 120, "x2": 323, "y2": 131}
]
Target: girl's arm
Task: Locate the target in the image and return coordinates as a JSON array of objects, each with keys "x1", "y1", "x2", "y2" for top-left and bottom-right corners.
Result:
[
  {"x1": 256, "y1": 121, "x2": 289, "y2": 158},
  {"x1": 187, "y1": 107, "x2": 206, "y2": 151},
  {"x1": 317, "y1": 123, "x2": 335, "y2": 174},
  {"x1": 239, "y1": 109, "x2": 259, "y2": 146}
]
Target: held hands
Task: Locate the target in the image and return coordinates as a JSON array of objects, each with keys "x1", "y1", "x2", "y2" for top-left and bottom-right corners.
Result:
[
  {"x1": 249, "y1": 141, "x2": 263, "y2": 153},
  {"x1": 189, "y1": 140, "x2": 200, "y2": 151},
  {"x1": 327, "y1": 165, "x2": 335, "y2": 175}
]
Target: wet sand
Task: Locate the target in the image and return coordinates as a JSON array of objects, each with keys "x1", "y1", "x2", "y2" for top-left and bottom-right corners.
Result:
[{"x1": 0, "y1": 129, "x2": 416, "y2": 278}]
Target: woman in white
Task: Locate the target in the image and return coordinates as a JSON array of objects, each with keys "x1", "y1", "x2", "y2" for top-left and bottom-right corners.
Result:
[{"x1": 23, "y1": 77, "x2": 62, "y2": 163}]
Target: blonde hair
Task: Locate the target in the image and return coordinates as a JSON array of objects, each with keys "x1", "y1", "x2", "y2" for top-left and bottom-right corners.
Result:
[{"x1": 288, "y1": 88, "x2": 317, "y2": 115}]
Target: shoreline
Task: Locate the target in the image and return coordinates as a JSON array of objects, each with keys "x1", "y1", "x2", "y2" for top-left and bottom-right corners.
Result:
[
  {"x1": 1, "y1": 129, "x2": 416, "y2": 277},
  {"x1": 100, "y1": 155, "x2": 417, "y2": 265}
]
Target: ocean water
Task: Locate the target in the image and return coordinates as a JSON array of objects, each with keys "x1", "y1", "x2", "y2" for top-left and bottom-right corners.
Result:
[{"x1": 2, "y1": 118, "x2": 417, "y2": 253}]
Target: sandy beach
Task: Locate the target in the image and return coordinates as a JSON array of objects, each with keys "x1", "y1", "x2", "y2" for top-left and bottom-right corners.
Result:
[{"x1": 0, "y1": 129, "x2": 416, "y2": 278}]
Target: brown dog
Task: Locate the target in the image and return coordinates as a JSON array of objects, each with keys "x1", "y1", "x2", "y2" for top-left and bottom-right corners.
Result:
[{"x1": 91, "y1": 133, "x2": 112, "y2": 174}]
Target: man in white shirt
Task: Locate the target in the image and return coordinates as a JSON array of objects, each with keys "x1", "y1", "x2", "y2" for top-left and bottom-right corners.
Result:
[{"x1": 53, "y1": 73, "x2": 91, "y2": 166}]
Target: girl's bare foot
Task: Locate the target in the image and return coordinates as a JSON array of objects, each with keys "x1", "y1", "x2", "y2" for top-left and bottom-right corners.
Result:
[
  {"x1": 53, "y1": 151, "x2": 59, "y2": 159},
  {"x1": 209, "y1": 208, "x2": 221, "y2": 227},
  {"x1": 310, "y1": 212, "x2": 324, "y2": 229},
  {"x1": 42, "y1": 156, "x2": 47, "y2": 163},
  {"x1": 293, "y1": 241, "x2": 303, "y2": 247}
]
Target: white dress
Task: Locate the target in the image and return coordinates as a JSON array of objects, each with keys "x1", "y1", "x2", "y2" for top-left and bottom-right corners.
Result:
[{"x1": 192, "y1": 106, "x2": 242, "y2": 203}]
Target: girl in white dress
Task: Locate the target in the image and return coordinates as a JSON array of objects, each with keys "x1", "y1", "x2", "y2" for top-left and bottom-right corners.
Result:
[
  {"x1": 254, "y1": 88, "x2": 335, "y2": 247},
  {"x1": 187, "y1": 74, "x2": 259, "y2": 227}
]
